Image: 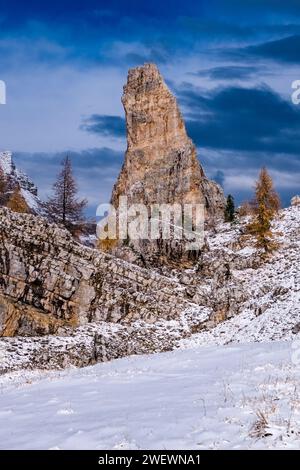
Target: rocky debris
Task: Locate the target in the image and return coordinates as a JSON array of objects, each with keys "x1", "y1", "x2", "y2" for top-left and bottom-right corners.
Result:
[
  {"x1": 0, "y1": 205, "x2": 299, "y2": 373},
  {"x1": 78, "y1": 222, "x2": 98, "y2": 248},
  {"x1": 1, "y1": 201, "x2": 299, "y2": 342},
  {"x1": 180, "y1": 206, "x2": 300, "y2": 347},
  {"x1": 166, "y1": 205, "x2": 300, "y2": 332},
  {"x1": 0, "y1": 207, "x2": 197, "y2": 336},
  {"x1": 0, "y1": 308, "x2": 210, "y2": 374},
  {"x1": 109, "y1": 64, "x2": 225, "y2": 264},
  {"x1": 0, "y1": 150, "x2": 43, "y2": 215}
]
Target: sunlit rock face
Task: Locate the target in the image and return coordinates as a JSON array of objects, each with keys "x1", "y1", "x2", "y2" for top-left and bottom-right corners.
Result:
[
  {"x1": 111, "y1": 63, "x2": 225, "y2": 215},
  {"x1": 108, "y1": 64, "x2": 225, "y2": 266}
]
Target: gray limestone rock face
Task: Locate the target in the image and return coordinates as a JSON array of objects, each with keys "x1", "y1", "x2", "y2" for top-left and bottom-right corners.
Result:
[{"x1": 0, "y1": 207, "x2": 192, "y2": 336}]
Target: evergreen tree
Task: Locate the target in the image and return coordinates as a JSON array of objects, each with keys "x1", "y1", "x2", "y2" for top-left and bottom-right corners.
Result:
[
  {"x1": 224, "y1": 194, "x2": 235, "y2": 222},
  {"x1": 247, "y1": 167, "x2": 280, "y2": 255},
  {"x1": 46, "y1": 156, "x2": 87, "y2": 229}
]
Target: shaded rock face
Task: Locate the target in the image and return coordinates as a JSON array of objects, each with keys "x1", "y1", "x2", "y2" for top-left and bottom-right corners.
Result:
[
  {"x1": 112, "y1": 63, "x2": 225, "y2": 214},
  {"x1": 0, "y1": 310, "x2": 207, "y2": 374},
  {"x1": 0, "y1": 207, "x2": 193, "y2": 337}
]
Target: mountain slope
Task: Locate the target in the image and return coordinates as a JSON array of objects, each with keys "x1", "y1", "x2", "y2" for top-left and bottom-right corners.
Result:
[
  {"x1": 181, "y1": 205, "x2": 300, "y2": 347},
  {"x1": 0, "y1": 340, "x2": 299, "y2": 450},
  {"x1": 0, "y1": 205, "x2": 299, "y2": 374}
]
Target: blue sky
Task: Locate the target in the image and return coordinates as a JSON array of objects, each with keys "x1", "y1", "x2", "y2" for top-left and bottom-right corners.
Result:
[{"x1": 0, "y1": 0, "x2": 299, "y2": 214}]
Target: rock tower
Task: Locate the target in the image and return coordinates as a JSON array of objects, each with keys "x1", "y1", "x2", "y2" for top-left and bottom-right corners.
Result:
[{"x1": 111, "y1": 63, "x2": 225, "y2": 216}]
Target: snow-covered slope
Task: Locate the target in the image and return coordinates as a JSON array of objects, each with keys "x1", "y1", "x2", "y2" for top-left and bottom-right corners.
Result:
[
  {"x1": 181, "y1": 206, "x2": 300, "y2": 347},
  {"x1": 0, "y1": 205, "x2": 299, "y2": 374},
  {"x1": 0, "y1": 340, "x2": 299, "y2": 450}
]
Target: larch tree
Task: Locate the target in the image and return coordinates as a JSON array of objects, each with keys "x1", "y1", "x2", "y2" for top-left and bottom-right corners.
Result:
[
  {"x1": 247, "y1": 167, "x2": 280, "y2": 255},
  {"x1": 7, "y1": 185, "x2": 29, "y2": 213},
  {"x1": 46, "y1": 156, "x2": 87, "y2": 230}
]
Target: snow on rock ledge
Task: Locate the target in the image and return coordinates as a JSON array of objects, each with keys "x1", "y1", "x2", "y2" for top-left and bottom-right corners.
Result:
[
  {"x1": 0, "y1": 206, "x2": 197, "y2": 337},
  {"x1": 0, "y1": 150, "x2": 43, "y2": 215}
]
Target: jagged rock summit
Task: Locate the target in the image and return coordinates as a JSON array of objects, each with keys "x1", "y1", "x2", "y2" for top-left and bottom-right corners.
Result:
[{"x1": 111, "y1": 63, "x2": 225, "y2": 216}]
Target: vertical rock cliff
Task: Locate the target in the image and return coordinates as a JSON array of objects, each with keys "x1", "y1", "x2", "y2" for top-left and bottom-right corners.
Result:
[{"x1": 111, "y1": 63, "x2": 225, "y2": 216}]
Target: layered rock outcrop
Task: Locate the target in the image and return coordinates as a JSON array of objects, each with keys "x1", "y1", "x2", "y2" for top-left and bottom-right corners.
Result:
[
  {"x1": 111, "y1": 63, "x2": 225, "y2": 215},
  {"x1": 0, "y1": 207, "x2": 193, "y2": 336}
]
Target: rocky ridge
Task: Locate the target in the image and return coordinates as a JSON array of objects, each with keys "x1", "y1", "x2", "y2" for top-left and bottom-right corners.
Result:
[
  {"x1": 0, "y1": 207, "x2": 197, "y2": 337},
  {"x1": 0, "y1": 204, "x2": 299, "y2": 373},
  {"x1": 0, "y1": 151, "x2": 43, "y2": 214}
]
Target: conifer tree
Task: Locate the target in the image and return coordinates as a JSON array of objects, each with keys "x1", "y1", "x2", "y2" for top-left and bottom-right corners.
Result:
[
  {"x1": 224, "y1": 194, "x2": 235, "y2": 222},
  {"x1": 247, "y1": 167, "x2": 280, "y2": 254},
  {"x1": 46, "y1": 156, "x2": 87, "y2": 229}
]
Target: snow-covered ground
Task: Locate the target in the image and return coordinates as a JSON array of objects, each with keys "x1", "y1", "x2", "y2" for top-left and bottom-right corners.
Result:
[{"x1": 1, "y1": 340, "x2": 299, "y2": 450}]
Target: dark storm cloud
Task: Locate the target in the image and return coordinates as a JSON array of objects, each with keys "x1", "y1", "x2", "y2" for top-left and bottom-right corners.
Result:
[
  {"x1": 210, "y1": 0, "x2": 300, "y2": 17},
  {"x1": 15, "y1": 147, "x2": 124, "y2": 169},
  {"x1": 0, "y1": 0, "x2": 205, "y2": 27},
  {"x1": 80, "y1": 115, "x2": 126, "y2": 138},
  {"x1": 192, "y1": 66, "x2": 261, "y2": 81},
  {"x1": 174, "y1": 81, "x2": 300, "y2": 205},
  {"x1": 1, "y1": 0, "x2": 300, "y2": 71},
  {"x1": 176, "y1": 84, "x2": 300, "y2": 159},
  {"x1": 245, "y1": 35, "x2": 300, "y2": 64}
]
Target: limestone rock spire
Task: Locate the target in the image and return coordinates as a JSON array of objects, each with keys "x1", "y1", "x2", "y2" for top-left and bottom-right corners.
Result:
[{"x1": 111, "y1": 63, "x2": 225, "y2": 217}]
